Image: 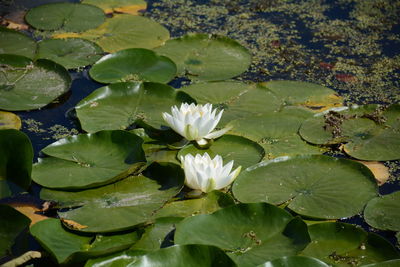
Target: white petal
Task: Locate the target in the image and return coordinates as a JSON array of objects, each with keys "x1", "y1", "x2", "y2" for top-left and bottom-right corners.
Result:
[
  {"x1": 184, "y1": 124, "x2": 199, "y2": 140},
  {"x1": 215, "y1": 165, "x2": 241, "y2": 189},
  {"x1": 204, "y1": 126, "x2": 232, "y2": 139}
]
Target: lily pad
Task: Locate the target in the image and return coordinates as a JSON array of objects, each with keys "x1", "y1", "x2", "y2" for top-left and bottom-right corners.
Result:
[
  {"x1": 0, "y1": 129, "x2": 33, "y2": 198},
  {"x1": 178, "y1": 135, "x2": 264, "y2": 169},
  {"x1": 75, "y1": 82, "x2": 191, "y2": 133},
  {"x1": 89, "y1": 48, "x2": 176, "y2": 84},
  {"x1": 155, "y1": 34, "x2": 251, "y2": 81},
  {"x1": 30, "y1": 218, "x2": 139, "y2": 264},
  {"x1": 25, "y1": 3, "x2": 105, "y2": 32},
  {"x1": 232, "y1": 155, "x2": 377, "y2": 219},
  {"x1": 0, "y1": 111, "x2": 21, "y2": 130},
  {"x1": 364, "y1": 191, "x2": 400, "y2": 231},
  {"x1": 58, "y1": 163, "x2": 184, "y2": 233},
  {"x1": 82, "y1": 0, "x2": 147, "y2": 14},
  {"x1": 128, "y1": 244, "x2": 236, "y2": 266},
  {"x1": 0, "y1": 205, "x2": 30, "y2": 257},
  {"x1": 262, "y1": 80, "x2": 343, "y2": 112},
  {"x1": 0, "y1": 54, "x2": 71, "y2": 111},
  {"x1": 175, "y1": 203, "x2": 310, "y2": 267},
  {"x1": 301, "y1": 222, "x2": 400, "y2": 266},
  {"x1": 36, "y1": 38, "x2": 103, "y2": 69},
  {"x1": 180, "y1": 81, "x2": 281, "y2": 126},
  {"x1": 299, "y1": 105, "x2": 400, "y2": 161},
  {"x1": 362, "y1": 260, "x2": 400, "y2": 267},
  {"x1": 0, "y1": 28, "x2": 36, "y2": 58},
  {"x1": 32, "y1": 130, "x2": 146, "y2": 190},
  {"x1": 53, "y1": 14, "x2": 170, "y2": 53},
  {"x1": 257, "y1": 256, "x2": 329, "y2": 267},
  {"x1": 85, "y1": 250, "x2": 146, "y2": 267}
]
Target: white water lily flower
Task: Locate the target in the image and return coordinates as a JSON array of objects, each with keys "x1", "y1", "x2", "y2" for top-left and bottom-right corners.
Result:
[
  {"x1": 162, "y1": 103, "x2": 230, "y2": 146},
  {"x1": 180, "y1": 153, "x2": 241, "y2": 193}
]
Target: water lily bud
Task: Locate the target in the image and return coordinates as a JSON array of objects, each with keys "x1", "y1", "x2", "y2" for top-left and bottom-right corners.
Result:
[
  {"x1": 162, "y1": 103, "x2": 230, "y2": 146},
  {"x1": 180, "y1": 153, "x2": 241, "y2": 193}
]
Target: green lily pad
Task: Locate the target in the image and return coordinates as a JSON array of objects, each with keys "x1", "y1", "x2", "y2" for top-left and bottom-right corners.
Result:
[
  {"x1": 175, "y1": 203, "x2": 310, "y2": 267},
  {"x1": 131, "y1": 217, "x2": 183, "y2": 251},
  {"x1": 54, "y1": 14, "x2": 170, "y2": 53},
  {"x1": 362, "y1": 260, "x2": 400, "y2": 267},
  {"x1": 262, "y1": 80, "x2": 343, "y2": 112},
  {"x1": 25, "y1": 3, "x2": 105, "y2": 32},
  {"x1": 0, "y1": 111, "x2": 21, "y2": 130},
  {"x1": 257, "y1": 256, "x2": 329, "y2": 267},
  {"x1": 178, "y1": 135, "x2": 264, "y2": 169},
  {"x1": 0, "y1": 28, "x2": 37, "y2": 59},
  {"x1": 155, "y1": 33, "x2": 251, "y2": 81},
  {"x1": 0, "y1": 129, "x2": 33, "y2": 198},
  {"x1": 127, "y1": 244, "x2": 237, "y2": 267},
  {"x1": 180, "y1": 81, "x2": 281, "y2": 126},
  {"x1": 82, "y1": 0, "x2": 147, "y2": 14},
  {"x1": 0, "y1": 205, "x2": 30, "y2": 257},
  {"x1": 0, "y1": 54, "x2": 71, "y2": 111},
  {"x1": 58, "y1": 163, "x2": 184, "y2": 233},
  {"x1": 155, "y1": 190, "x2": 235, "y2": 218},
  {"x1": 232, "y1": 155, "x2": 377, "y2": 219},
  {"x1": 36, "y1": 38, "x2": 103, "y2": 69},
  {"x1": 32, "y1": 130, "x2": 145, "y2": 190},
  {"x1": 301, "y1": 222, "x2": 400, "y2": 266},
  {"x1": 89, "y1": 48, "x2": 176, "y2": 84},
  {"x1": 75, "y1": 82, "x2": 191, "y2": 133},
  {"x1": 30, "y1": 218, "x2": 139, "y2": 264},
  {"x1": 85, "y1": 250, "x2": 146, "y2": 267},
  {"x1": 299, "y1": 105, "x2": 400, "y2": 161},
  {"x1": 364, "y1": 191, "x2": 400, "y2": 231}
]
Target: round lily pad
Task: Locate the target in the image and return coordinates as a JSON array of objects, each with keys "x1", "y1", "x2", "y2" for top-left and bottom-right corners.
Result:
[
  {"x1": 32, "y1": 130, "x2": 145, "y2": 190},
  {"x1": 25, "y1": 3, "x2": 105, "y2": 32},
  {"x1": 257, "y1": 256, "x2": 329, "y2": 267},
  {"x1": 0, "y1": 111, "x2": 21, "y2": 130},
  {"x1": 299, "y1": 105, "x2": 400, "y2": 161},
  {"x1": 54, "y1": 14, "x2": 170, "y2": 53},
  {"x1": 75, "y1": 82, "x2": 191, "y2": 133},
  {"x1": 364, "y1": 191, "x2": 400, "y2": 231},
  {"x1": 232, "y1": 155, "x2": 378, "y2": 219},
  {"x1": 0, "y1": 205, "x2": 30, "y2": 257},
  {"x1": 89, "y1": 48, "x2": 176, "y2": 84},
  {"x1": 175, "y1": 203, "x2": 310, "y2": 266},
  {"x1": 58, "y1": 163, "x2": 184, "y2": 233},
  {"x1": 37, "y1": 38, "x2": 103, "y2": 69},
  {"x1": 0, "y1": 54, "x2": 71, "y2": 111},
  {"x1": 85, "y1": 250, "x2": 146, "y2": 267},
  {"x1": 0, "y1": 129, "x2": 33, "y2": 198},
  {"x1": 180, "y1": 81, "x2": 281, "y2": 126},
  {"x1": 0, "y1": 28, "x2": 36, "y2": 59},
  {"x1": 82, "y1": 0, "x2": 147, "y2": 14},
  {"x1": 362, "y1": 260, "x2": 400, "y2": 267},
  {"x1": 301, "y1": 222, "x2": 400, "y2": 266},
  {"x1": 178, "y1": 135, "x2": 264, "y2": 169},
  {"x1": 155, "y1": 34, "x2": 251, "y2": 81}
]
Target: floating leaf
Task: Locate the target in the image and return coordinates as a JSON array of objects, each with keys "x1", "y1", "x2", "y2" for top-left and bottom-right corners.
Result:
[
  {"x1": 76, "y1": 82, "x2": 191, "y2": 133},
  {"x1": 127, "y1": 244, "x2": 236, "y2": 266},
  {"x1": 175, "y1": 203, "x2": 310, "y2": 267},
  {"x1": 257, "y1": 256, "x2": 329, "y2": 267},
  {"x1": 0, "y1": 205, "x2": 30, "y2": 257},
  {"x1": 362, "y1": 260, "x2": 400, "y2": 267},
  {"x1": 89, "y1": 48, "x2": 176, "y2": 84},
  {"x1": 85, "y1": 250, "x2": 146, "y2": 267},
  {"x1": 82, "y1": 0, "x2": 147, "y2": 14},
  {"x1": 25, "y1": 3, "x2": 105, "y2": 32},
  {"x1": 0, "y1": 28, "x2": 36, "y2": 58},
  {"x1": 178, "y1": 135, "x2": 264, "y2": 169},
  {"x1": 155, "y1": 34, "x2": 251, "y2": 81},
  {"x1": 0, "y1": 111, "x2": 21, "y2": 130},
  {"x1": 54, "y1": 14, "x2": 170, "y2": 53},
  {"x1": 9, "y1": 203, "x2": 48, "y2": 226},
  {"x1": 301, "y1": 222, "x2": 400, "y2": 266},
  {"x1": 233, "y1": 155, "x2": 377, "y2": 219},
  {"x1": 364, "y1": 191, "x2": 400, "y2": 231},
  {"x1": 57, "y1": 163, "x2": 184, "y2": 233},
  {"x1": 357, "y1": 161, "x2": 389, "y2": 185},
  {"x1": 0, "y1": 129, "x2": 33, "y2": 198},
  {"x1": 32, "y1": 130, "x2": 145, "y2": 190},
  {"x1": 36, "y1": 38, "x2": 103, "y2": 69},
  {"x1": 30, "y1": 218, "x2": 139, "y2": 264},
  {"x1": 0, "y1": 54, "x2": 71, "y2": 111}
]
